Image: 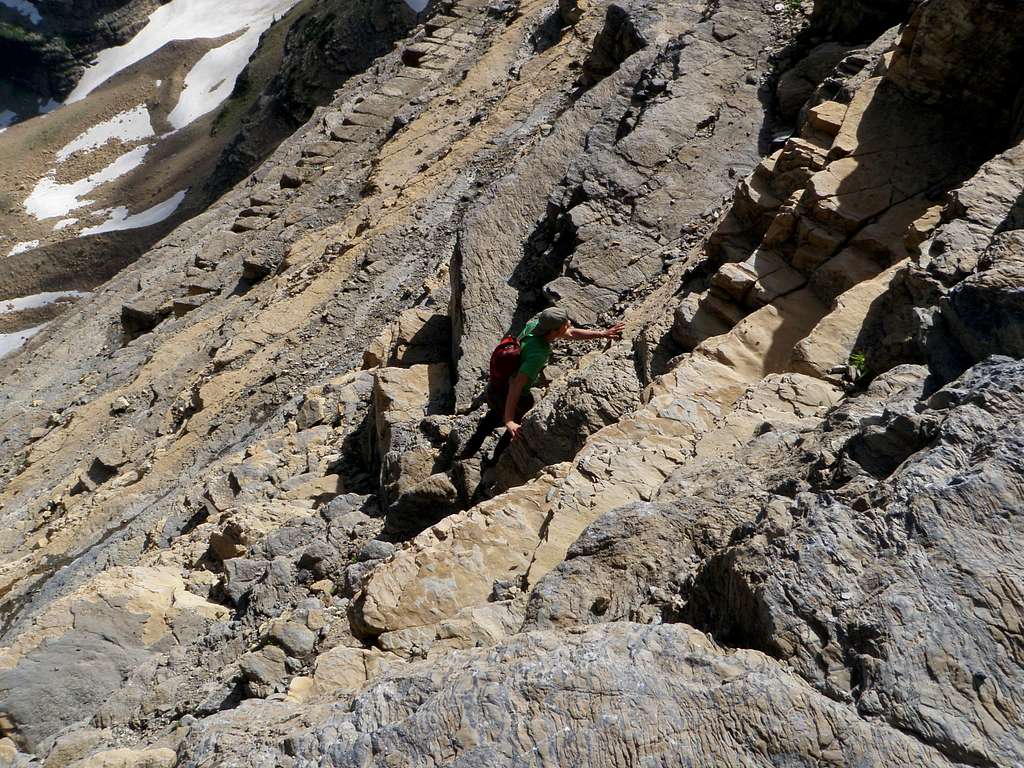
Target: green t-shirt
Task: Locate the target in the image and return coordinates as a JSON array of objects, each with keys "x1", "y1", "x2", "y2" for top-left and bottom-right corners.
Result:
[{"x1": 517, "y1": 318, "x2": 551, "y2": 390}]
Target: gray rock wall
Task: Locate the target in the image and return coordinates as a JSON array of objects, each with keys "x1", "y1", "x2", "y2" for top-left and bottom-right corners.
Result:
[{"x1": 0, "y1": 0, "x2": 1022, "y2": 764}]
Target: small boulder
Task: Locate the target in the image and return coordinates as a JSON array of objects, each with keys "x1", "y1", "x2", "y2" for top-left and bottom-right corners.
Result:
[
  {"x1": 239, "y1": 645, "x2": 287, "y2": 698},
  {"x1": 267, "y1": 619, "x2": 317, "y2": 658},
  {"x1": 357, "y1": 539, "x2": 396, "y2": 562},
  {"x1": 242, "y1": 252, "x2": 282, "y2": 282}
]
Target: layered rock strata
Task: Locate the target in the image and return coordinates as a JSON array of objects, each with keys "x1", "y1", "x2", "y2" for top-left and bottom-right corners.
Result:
[{"x1": 0, "y1": 0, "x2": 1022, "y2": 764}]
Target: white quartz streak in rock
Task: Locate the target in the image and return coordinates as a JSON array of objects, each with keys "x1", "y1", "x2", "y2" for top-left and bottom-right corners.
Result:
[{"x1": 82, "y1": 190, "x2": 187, "y2": 235}]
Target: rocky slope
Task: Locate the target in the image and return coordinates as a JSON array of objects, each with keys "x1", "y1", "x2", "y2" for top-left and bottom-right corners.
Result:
[
  {"x1": 0, "y1": 0, "x2": 1022, "y2": 764},
  {"x1": 0, "y1": 0, "x2": 420, "y2": 357}
]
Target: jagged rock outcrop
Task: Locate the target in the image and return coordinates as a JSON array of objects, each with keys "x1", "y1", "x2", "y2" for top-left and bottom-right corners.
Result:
[
  {"x1": 451, "y1": 0, "x2": 770, "y2": 410},
  {"x1": 0, "y1": 0, "x2": 1022, "y2": 763},
  {"x1": 688, "y1": 358, "x2": 1024, "y2": 766}
]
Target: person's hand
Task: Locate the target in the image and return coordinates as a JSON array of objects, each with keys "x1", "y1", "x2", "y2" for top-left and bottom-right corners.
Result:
[
  {"x1": 604, "y1": 323, "x2": 625, "y2": 340},
  {"x1": 505, "y1": 421, "x2": 522, "y2": 441}
]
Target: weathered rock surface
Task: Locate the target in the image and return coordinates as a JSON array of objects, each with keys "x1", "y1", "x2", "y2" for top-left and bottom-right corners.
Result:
[
  {"x1": 524, "y1": 500, "x2": 740, "y2": 629},
  {"x1": 184, "y1": 624, "x2": 956, "y2": 767},
  {"x1": 0, "y1": 0, "x2": 1023, "y2": 763},
  {"x1": 688, "y1": 358, "x2": 1024, "y2": 766}
]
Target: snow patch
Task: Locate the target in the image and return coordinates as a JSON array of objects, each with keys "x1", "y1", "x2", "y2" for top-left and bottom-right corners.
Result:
[
  {"x1": 0, "y1": 323, "x2": 47, "y2": 360},
  {"x1": 0, "y1": 291, "x2": 86, "y2": 315},
  {"x1": 6, "y1": 240, "x2": 39, "y2": 257},
  {"x1": 0, "y1": 0, "x2": 41, "y2": 25},
  {"x1": 0, "y1": 109, "x2": 18, "y2": 128},
  {"x1": 53, "y1": 218, "x2": 78, "y2": 231},
  {"x1": 168, "y1": 27, "x2": 261, "y2": 128},
  {"x1": 66, "y1": 0, "x2": 303, "y2": 104},
  {"x1": 24, "y1": 145, "x2": 150, "y2": 220},
  {"x1": 56, "y1": 105, "x2": 154, "y2": 162},
  {"x1": 82, "y1": 189, "x2": 187, "y2": 235},
  {"x1": 404, "y1": 0, "x2": 429, "y2": 12}
]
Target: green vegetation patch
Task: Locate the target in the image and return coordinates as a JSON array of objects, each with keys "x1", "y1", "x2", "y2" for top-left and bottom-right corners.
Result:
[
  {"x1": 0, "y1": 21, "x2": 43, "y2": 44},
  {"x1": 848, "y1": 350, "x2": 868, "y2": 377}
]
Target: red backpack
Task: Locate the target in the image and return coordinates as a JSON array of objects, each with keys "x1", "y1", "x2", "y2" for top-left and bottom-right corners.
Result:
[{"x1": 488, "y1": 335, "x2": 521, "y2": 388}]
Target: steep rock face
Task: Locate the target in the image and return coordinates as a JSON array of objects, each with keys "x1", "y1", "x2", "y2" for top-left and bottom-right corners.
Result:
[
  {"x1": 451, "y1": 0, "x2": 770, "y2": 409},
  {"x1": 808, "y1": 0, "x2": 909, "y2": 42},
  {"x1": 523, "y1": 500, "x2": 739, "y2": 629},
  {"x1": 0, "y1": 566, "x2": 229, "y2": 751},
  {"x1": 887, "y1": 0, "x2": 1024, "y2": 124},
  {"x1": 859, "y1": 138, "x2": 1024, "y2": 379},
  {"x1": 0, "y1": 0, "x2": 1022, "y2": 764},
  {"x1": 688, "y1": 358, "x2": 1024, "y2": 766}
]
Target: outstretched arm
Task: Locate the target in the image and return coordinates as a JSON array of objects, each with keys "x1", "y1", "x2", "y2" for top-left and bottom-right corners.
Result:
[
  {"x1": 564, "y1": 322, "x2": 624, "y2": 341},
  {"x1": 503, "y1": 372, "x2": 529, "y2": 440}
]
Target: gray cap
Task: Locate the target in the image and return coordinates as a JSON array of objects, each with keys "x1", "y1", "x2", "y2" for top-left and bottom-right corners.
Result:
[{"x1": 531, "y1": 306, "x2": 570, "y2": 335}]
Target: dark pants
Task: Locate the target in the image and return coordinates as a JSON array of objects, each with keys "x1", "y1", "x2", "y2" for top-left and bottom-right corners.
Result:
[{"x1": 460, "y1": 385, "x2": 535, "y2": 461}]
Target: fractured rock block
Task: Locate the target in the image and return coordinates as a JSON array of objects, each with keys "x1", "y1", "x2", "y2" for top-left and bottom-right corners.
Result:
[
  {"x1": 186, "y1": 275, "x2": 221, "y2": 295},
  {"x1": 733, "y1": 168, "x2": 783, "y2": 227},
  {"x1": 223, "y1": 558, "x2": 270, "y2": 604},
  {"x1": 806, "y1": 158, "x2": 896, "y2": 233},
  {"x1": 312, "y1": 646, "x2": 402, "y2": 696},
  {"x1": 672, "y1": 293, "x2": 734, "y2": 349},
  {"x1": 807, "y1": 101, "x2": 847, "y2": 136},
  {"x1": 239, "y1": 645, "x2": 287, "y2": 698},
  {"x1": 242, "y1": 251, "x2": 282, "y2": 282},
  {"x1": 267, "y1": 619, "x2": 317, "y2": 658},
  {"x1": 792, "y1": 260, "x2": 906, "y2": 378},
  {"x1": 749, "y1": 265, "x2": 807, "y2": 306},
  {"x1": 372, "y1": 364, "x2": 452, "y2": 450},
  {"x1": 120, "y1": 299, "x2": 171, "y2": 340},
  {"x1": 172, "y1": 295, "x2": 209, "y2": 317},
  {"x1": 301, "y1": 141, "x2": 343, "y2": 158},
  {"x1": 776, "y1": 137, "x2": 830, "y2": 175},
  {"x1": 425, "y1": 14, "x2": 459, "y2": 32},
  {"x1": 712, "y1": 262, "x2": 758, "y2": 302},
  {"x1": 808, "y1": 245, "x2": 888, "y2": 304},
  {"x1": 363, "y1": 308, "x2": 451, "y2": 368},
  {"x1": 279, "y1": 169, "x2": 308, "y2": 189},
  {"x1": 945, "y1": 230, "x2": 1024, "y2": 361},
  {"x1": 386, "y1": 471, "x2": 460, "y2": 534},
  {"x1": 230, "y1": 216, "x2": 270, "y2": 233},
  {"x1": 791, "y1": 219, "x2": 845, "y2": 272},
  {"x1": 401, "y1": 42, "x2": 439, "y2": 66}
]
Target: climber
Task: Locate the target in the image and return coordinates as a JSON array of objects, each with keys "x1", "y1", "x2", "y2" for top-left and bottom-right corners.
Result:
[{"x1": 460, "y1": 306, "x2": 625, "y2": 462}]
